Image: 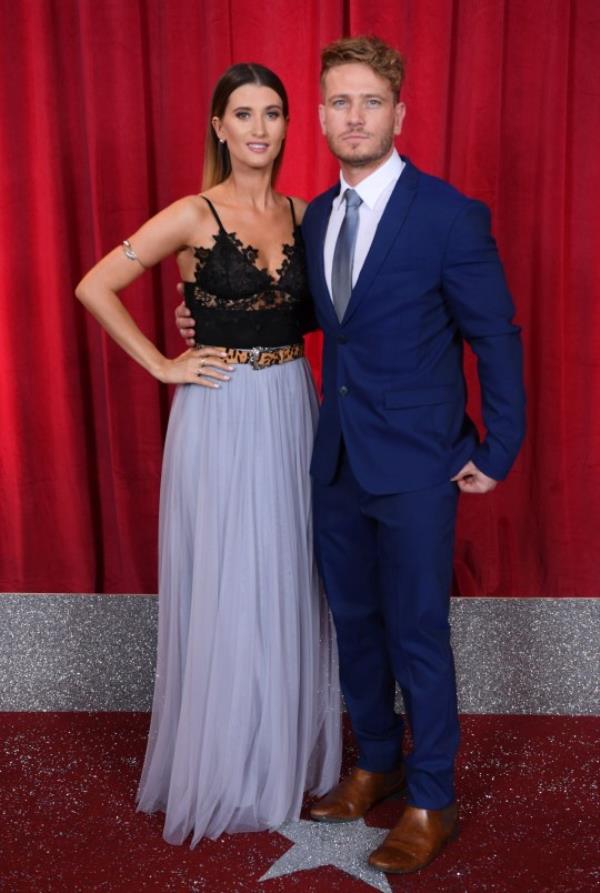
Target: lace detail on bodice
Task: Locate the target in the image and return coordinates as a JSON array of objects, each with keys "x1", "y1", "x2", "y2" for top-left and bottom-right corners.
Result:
[
  {"x1": 183, "y1": 197, "x2": 316, "y2": 349},
  {"x1": 190, "y1": 232, "x2": 304, "y2": 311}
]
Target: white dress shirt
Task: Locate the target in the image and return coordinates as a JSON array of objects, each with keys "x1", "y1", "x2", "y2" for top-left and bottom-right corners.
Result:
[{"x1": 324, "y1": 149, "x2": 405, "y2": 300}]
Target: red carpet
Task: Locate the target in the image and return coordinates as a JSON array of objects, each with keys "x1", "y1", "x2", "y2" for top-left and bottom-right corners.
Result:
[{"x1": 1, "y1": 714, "x2": 597, "y2": 892}]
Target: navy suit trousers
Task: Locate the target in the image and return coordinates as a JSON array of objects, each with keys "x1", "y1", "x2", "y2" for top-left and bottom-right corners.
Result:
[{"x1": 313, "y1": 446, "x2": 460, "y2": 809}]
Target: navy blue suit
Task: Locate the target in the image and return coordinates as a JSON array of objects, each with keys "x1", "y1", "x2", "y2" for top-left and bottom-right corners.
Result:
[{"x1": 302, "y1": 158, "x2": 525, "y2": 808}]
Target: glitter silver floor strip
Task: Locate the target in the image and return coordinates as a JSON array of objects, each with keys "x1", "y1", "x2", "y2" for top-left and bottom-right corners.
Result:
[{"x1": 0, "y1": 594, "x2": 597, "y2": 713}]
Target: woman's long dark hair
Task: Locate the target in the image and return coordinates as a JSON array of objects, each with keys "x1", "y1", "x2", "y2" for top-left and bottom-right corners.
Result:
[{"x1": 202, "y1": 63, "x2": 289, "y2": 190}]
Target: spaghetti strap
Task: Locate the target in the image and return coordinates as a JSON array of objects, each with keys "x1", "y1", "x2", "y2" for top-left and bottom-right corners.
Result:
[
  {"x1": 287, "y1": 196, "x2": 298, "y2": 228},
  {"x1": 201, "y1": 196, "x2": 226, "y2": 231}
]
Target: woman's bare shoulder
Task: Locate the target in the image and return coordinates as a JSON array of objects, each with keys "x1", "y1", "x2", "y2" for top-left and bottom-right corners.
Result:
[
  {"x1": 177, "y1": 193, "x2": 213, "y2": 222},
  {"x1": 288, "y1": 195, "x2": 308, "y2": 224},
  {"x1": 148, "y1": 194, "x2": 210, "y2": 237},
  {"x1": 171, "y1": 194, "x2": 219, "y2": 246}
]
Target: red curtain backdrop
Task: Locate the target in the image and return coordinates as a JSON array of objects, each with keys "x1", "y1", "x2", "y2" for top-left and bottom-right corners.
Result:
[{"x1": 1, "y1": 0, "x2": 598, "y2": 595}]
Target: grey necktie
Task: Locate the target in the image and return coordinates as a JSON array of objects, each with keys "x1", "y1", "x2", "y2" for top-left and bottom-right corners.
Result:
[{"x1": 331, "y1": 188, "x2": 362, "y2": 322}]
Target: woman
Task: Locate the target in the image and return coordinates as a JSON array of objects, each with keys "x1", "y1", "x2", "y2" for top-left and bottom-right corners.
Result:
[{"x1": 75, "y1": 63, "x2": 341, "y2": 846}]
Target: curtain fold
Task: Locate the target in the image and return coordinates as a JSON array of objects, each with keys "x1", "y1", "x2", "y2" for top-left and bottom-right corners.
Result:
[{"x1": 1, "y1": 0, "x2": 598, "y2": 595}]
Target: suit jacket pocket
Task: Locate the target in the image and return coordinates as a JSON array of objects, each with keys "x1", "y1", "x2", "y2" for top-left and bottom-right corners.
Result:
[{"x1": 383, "y1": 385, "x2": 457, "y2": 409}]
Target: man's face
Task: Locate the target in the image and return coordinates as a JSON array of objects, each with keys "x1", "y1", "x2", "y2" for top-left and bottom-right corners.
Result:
[{"x1": 319, "y1": 63, "x2": 405, "y2": 169}]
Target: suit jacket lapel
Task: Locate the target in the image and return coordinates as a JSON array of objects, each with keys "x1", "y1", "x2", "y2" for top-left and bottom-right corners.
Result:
[
  {"x1": 308, "y1": 184, "x2": 339, "y2": 326},
  {"x1": 341, "y1": 160, "x2": 419, "y2": 325}
]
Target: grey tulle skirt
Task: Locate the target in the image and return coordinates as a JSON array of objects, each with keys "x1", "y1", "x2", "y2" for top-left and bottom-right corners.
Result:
[{"x1": 136, "y1": 358, "x2": 342, "y2": 844}]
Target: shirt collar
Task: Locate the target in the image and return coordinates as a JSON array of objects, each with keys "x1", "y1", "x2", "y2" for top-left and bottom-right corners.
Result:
[{"x1": 334, "y1": 149, "x2": 405, "y2": 210}]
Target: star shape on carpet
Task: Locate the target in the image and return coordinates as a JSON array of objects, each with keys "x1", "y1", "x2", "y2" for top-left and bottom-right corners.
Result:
[{"x1": 259, "y1": 819, "x2": 393, "y2": 892}]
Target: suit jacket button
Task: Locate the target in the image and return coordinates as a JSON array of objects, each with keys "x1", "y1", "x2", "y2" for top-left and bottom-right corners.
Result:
[
  {"x1": 339, "y1": 386, "x2": 349, "y2": 397},
  {"x1": 338, "y1": 335, "x2": 348, "y2": 344}
]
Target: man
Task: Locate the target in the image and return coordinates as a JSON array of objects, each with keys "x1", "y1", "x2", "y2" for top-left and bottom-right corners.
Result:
[{"x1": 177, "y1": 36, "x2": 525, "y2": 876}]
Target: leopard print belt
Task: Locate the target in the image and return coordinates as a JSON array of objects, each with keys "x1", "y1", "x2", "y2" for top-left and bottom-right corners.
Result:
[{"x1": 205, "y1": 342, "x2": 304, "y2": 370}]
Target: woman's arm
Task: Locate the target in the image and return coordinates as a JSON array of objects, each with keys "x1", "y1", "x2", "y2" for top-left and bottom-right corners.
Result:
[{"x1": 75, "y1": 197, "x2": 232, "y2": 387}]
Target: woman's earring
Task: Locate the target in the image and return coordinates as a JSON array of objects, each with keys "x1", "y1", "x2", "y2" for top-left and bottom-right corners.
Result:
[{"x1": 219, "y1": 138, "x2": 226, "y2": 144}]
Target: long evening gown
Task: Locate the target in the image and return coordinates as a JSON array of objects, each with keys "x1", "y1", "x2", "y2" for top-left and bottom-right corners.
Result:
[{"x1": 136, "y1": 197, "x2": 342, "y2": 845}]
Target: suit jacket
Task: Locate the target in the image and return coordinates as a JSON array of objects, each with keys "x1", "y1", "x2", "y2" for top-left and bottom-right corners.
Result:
[{"x1": 302, "y1": 158, "x2": 526, "y2": 495}]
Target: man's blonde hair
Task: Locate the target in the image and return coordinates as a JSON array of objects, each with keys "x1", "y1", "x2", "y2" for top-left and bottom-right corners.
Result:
[{"x1": 320, "y1": 35, "x2": 405, "y2": 101}]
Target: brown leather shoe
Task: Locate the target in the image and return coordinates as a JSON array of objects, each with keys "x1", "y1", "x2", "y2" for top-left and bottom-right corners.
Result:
[
  {"x1": 368, "y1": 802, "x2": 458, "y2": 874},
  {"x1": 310, "y1": 766, "x2": 405, "y2": 823}
]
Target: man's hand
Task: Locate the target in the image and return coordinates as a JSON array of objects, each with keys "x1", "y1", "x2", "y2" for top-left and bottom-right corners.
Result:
[
  {"x1": 451, "y1": 461, "x2": 497, "y2": 494},
  {"x1": 175, "y1": 285, "x2": 196, "y2": 347}
]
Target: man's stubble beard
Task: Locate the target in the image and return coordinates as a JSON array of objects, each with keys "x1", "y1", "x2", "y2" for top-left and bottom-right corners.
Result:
[{"x1": 327, "y1": 129, "x2": 395, "y2": 168}]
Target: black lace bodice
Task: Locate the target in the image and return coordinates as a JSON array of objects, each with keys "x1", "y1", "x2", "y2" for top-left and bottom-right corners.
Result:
[{"x1": 183, "y1": 197, "x2": 316, "y2": 349}]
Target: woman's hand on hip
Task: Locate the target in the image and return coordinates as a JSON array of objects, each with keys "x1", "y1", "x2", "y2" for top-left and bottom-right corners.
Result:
[{"x1": 157, "y1": 347, "x2": 234, "y2": 387}]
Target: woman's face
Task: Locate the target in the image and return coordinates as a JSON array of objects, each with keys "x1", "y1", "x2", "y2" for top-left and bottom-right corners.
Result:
[{"x1": 213, "y1": 84, "x2": 287, "y2": 172}]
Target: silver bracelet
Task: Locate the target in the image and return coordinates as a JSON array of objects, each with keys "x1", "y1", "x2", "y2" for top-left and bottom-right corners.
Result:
[{"x1": 121, "y1": 239, "x2": 146, "y2": 267}]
